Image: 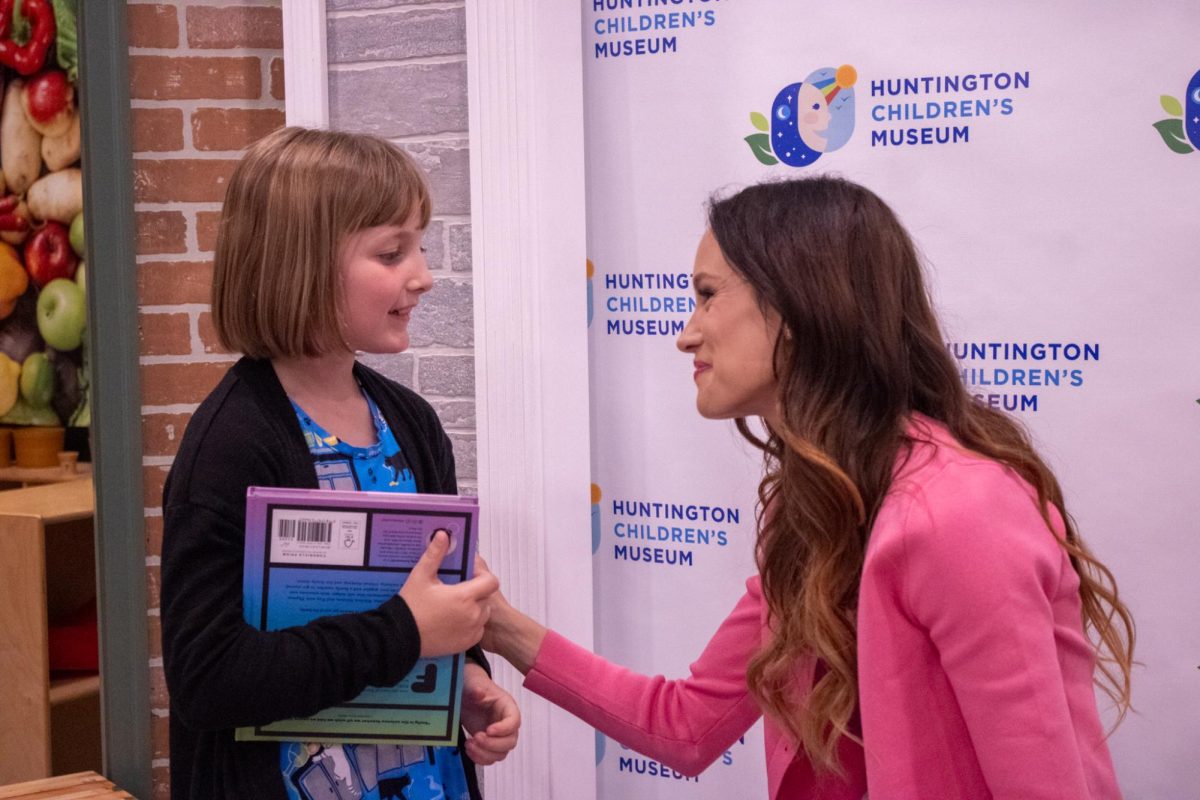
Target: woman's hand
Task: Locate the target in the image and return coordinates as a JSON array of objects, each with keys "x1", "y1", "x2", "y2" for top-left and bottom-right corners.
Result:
[
  {"x1": 461, "y1": 662, "x2": 521, "y2": 766},
  {"x1": 400, "y1": 531, "x2": 499, "y2": 657},
  {"x1": 476, "y1": 555, "x2": 547, "y2": 674}
]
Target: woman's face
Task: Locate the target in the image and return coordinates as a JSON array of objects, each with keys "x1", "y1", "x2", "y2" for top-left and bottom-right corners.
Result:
[{"x1": 677, "y1": 230, "x2": 782, "y2": 423}]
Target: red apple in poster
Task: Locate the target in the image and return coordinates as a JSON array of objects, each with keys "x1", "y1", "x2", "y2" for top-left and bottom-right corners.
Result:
[
  {"x1": 36, "y1": 278, "x2": 87, "y2": 351},
  {"x1": 22, "y1": 70, "x2": 75, "y2": 138},
  {"x1": 24, "y1": 222, "x2": 79, "y2": 287}
]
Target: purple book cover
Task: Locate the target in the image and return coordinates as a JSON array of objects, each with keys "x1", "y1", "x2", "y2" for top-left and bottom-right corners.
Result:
[{"x1": 239, "y1": 486, "x2": 478, "y2": 745}]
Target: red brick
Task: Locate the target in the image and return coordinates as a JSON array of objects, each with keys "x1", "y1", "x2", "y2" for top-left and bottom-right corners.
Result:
[
  {"x1": 146, "y1": 564, "x2": 162, "y2": 613},
  {"x1": 192, "y1": 107, "x2": 285, "y2": 151},
  {"x1": 197, "y1": 311, "x2": 225, "y2": 355},
  {"x1": 143, "y1": 463, "x2": 171, "y2": 510},
  {"x1": 130, "y1": 56, "x2": 262, "y2": 101},
  {"x1": 140, "y1": 311, "x2": 192, "y2": 357},
  {"x1": 136, "y1": 211, "x2": 187, "y2": 255},
  {"x1": 149, "y1": 662, "x2": 169, "y2": 711},
  {"x1": 141, "y1": 361, "x2": 230, "y2": 406},
  {"x1": 196, "y1": 211, "x2": 222, "y2": 252},
  {"x1": 152, "y1": 711, "x2": 170, "y2": 761},
  {"x1": 145, "y1": 516, "x2": 163, "y2": 559},
  {"x1": 143, "y1": 412, "x2": 193, "y2": 458},
  {"x1": 270, "y1": 57, "x2": 285, "y2": 101},
  {"x1": 138, "y1": 260, "x2": 213, "y2": 306},
  {"x1": 131, "y1": 107, "x2": 184, "y2": 152},
  {"x1": 152, "y1": 764, "x2": 171, "y2": 800},
  {"x1": 187, "y1": 6, "x2": 283, "y2": 50},
  {"x1": 134, "y1": 158, "x2": 238, "y2": 203},
  {"x1": 127, "y1": 4, "x2": 179, "y2": 49},
  {"x1": 147, "y1": 613, "x2": 162, "y2": 660}
]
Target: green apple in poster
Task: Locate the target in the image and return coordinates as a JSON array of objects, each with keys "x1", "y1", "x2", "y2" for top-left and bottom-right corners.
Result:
[
  {"x1": 36, "y1": 278, "x2": 86, "y2": 351},
  {"x1": 70, "y1": 212, "x2": 85, "y2": 257},
  {"x1": 19, "y1": 352, "x2": 54, "y2": 407}
]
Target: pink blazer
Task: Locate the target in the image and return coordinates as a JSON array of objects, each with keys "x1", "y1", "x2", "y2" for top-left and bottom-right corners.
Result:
[{"x1": 524, "y1": 416, "x2": 1121, "y2": 799}]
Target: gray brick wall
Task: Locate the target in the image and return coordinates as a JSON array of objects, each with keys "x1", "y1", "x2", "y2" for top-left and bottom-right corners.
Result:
[{"x1": 327, "y1": 1, "x2": 476, "y2": 490}]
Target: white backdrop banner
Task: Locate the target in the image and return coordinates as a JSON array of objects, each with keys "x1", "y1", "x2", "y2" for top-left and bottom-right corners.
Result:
[{"x1": 583, "y1": 2, "x2": 1199, "y2": 798}]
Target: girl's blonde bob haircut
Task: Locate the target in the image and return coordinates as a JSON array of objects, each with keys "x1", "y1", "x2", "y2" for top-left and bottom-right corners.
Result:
[{"x1": 212, "y1": 126, "x2": 432, "y2": 358}]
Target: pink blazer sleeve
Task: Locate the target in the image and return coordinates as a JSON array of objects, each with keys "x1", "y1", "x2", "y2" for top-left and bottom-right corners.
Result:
[{"x1": 523, "y1": 576, "x2": 765, "y2": 776}]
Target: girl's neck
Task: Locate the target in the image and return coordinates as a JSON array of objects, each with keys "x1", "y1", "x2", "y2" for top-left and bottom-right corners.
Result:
[
  {"x1": 272, "y1": 350, "x2": 360, "y2": 407},
  {"x1": 272, "y1": 350, "x2": 379, "y2": 447}
]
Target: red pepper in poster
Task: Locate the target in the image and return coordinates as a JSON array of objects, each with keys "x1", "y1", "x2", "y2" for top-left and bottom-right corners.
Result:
[
  {"x1": 0, "y1": 195, "x2": 31, "y2": 244},
  {"x1": 0, "y1": 0, "x2": 56, "y2": 76}
]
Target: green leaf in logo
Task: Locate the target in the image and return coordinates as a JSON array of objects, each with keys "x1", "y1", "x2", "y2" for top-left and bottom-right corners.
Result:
[
  {"x1": 1160, "y1": 94, "x2": 1183, "y2": 117},
  {"x1": 745, "y1": 133, "x2": 778, "y2": 165},
  {"x1": 1153, "y1": 118, "x2": 1194, "y2": 154},
  {"x1": 750, "y1": 111, "x2": 770, "y2": 132}
]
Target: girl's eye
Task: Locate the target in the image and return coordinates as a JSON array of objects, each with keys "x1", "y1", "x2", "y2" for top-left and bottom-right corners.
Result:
[
  {"x1": 812, "y1": 103, "x2": 820, "y2": 110},
  {"x1": 379, "y1": 250, "x2": 404, "y2": 264}
]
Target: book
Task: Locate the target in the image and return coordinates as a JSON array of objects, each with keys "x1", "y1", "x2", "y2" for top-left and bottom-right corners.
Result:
[{"x1": 237, "y1": 486, "x2": 478, "y2": 746}]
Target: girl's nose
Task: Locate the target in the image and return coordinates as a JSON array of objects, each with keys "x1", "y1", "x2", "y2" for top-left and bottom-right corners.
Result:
[{"x1": 408, "y1": 251, "x2": 434, "y2": 293}]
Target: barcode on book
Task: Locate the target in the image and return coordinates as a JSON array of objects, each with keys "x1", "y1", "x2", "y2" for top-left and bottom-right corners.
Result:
[{"x1": 278, "y1": 518, "x2": 333, "y2": 543}]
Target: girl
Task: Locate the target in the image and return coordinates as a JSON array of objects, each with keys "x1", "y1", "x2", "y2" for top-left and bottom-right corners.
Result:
[
  {"x1": 482, "y1": 177, "x2": 1134, "y2": 799},
  {"x1": 161, "y1": 127, "x2": 518, "y2": 800}
]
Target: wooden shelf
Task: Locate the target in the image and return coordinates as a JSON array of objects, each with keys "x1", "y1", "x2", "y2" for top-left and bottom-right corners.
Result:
[
  {"x1": 0, "y1": 464, "x2": 91, "y2": 488},
  {"x1": 48, "y1": 675, "x2": 100, "y2": 707},
  {"x1": 0, "y1": 479, "x2": 100, "y2": 783},
  {"x1": 0, "y1": 771, "x2": 132, "y2": 798},
  {"x1": 0, "y1": 478, "x2": 94, "y2": 523}
]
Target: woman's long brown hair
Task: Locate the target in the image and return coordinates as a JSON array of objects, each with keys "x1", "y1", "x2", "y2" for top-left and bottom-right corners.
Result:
[{"x1": 709, "y1": 177, "x2": 1134, "y2": 773}]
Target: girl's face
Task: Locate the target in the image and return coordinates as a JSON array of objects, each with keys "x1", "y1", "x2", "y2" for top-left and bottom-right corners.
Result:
[
  {"x1": 677, "y1": 230, "x2": 782, "y2": 424},
  {"x1": 338, "y1": 209, "x2": 432, "y2": 354}
]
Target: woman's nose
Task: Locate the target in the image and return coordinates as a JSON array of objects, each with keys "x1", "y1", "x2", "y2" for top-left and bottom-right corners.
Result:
[{"x1": 676, "y1": 313, "x2": 700, "y2": 353}]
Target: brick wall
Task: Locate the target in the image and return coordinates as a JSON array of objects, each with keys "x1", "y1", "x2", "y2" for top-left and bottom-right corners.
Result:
[
  {"x1": 128, "y1": 2, "x2": 285, "y2": 796},
  {"x1": 326, "y1": 0, "x2": 477, "y2": 491}
]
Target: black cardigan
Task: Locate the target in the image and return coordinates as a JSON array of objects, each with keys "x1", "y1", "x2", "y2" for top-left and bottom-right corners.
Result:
[{"x1": 161, "y1": 357, "x2": 483, "y2": 800}]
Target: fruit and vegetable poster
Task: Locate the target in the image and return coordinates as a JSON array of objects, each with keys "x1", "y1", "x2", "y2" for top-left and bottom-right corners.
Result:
[
  {"x1": 0, "y1": 0, "x2": 86, "y2": 432},
  {"x1": 583, "y1": 3, "x2": 1198, "y2": 798}
]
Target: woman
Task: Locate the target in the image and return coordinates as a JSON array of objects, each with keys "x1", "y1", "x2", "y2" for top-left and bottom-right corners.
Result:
[{"x1": 483, "y1": 176, "x2": 1133, "y2": 798}]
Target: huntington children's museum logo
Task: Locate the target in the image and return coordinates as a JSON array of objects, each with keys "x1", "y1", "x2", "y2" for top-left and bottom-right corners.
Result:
[
  {"x1": 745, "y1": 64, "x2": 857, "y2": 167},
  {"x1": 1153, "y1": 69, "x2": 1200, "y2": 154}
]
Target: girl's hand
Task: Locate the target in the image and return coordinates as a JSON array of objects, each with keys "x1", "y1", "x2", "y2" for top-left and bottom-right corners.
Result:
[
  {"x1": 461, "y1": 662, "x2": 521, "y2": 765},
  {"x1": 400, "y1": 532, "x2": 499, "y2": 657}
]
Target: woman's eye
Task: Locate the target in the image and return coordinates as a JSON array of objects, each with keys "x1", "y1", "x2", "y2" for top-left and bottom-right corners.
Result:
[{"x1": 697, "y1": 287, "x2": 714, "y2": 301}]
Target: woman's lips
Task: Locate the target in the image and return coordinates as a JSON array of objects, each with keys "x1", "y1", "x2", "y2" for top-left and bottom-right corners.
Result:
[{"x1": 693, "y1": 361, "x2": 711, "y2": 380}]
